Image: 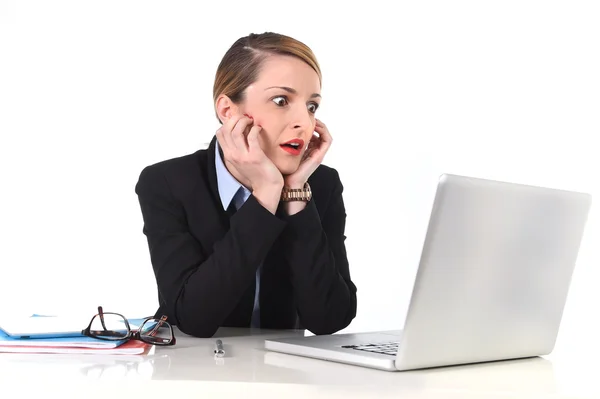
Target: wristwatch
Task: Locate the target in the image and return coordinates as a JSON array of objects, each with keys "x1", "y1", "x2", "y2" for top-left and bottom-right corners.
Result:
[{"x1": 281, "y1": 182, "x2": 312, "y2": 202}]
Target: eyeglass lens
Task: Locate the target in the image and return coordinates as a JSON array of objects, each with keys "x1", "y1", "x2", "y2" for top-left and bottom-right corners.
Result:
[
  {"x1": 139, "y1": 318, "x2": 173, "y2": 345},
  {"x1": 89, "y1": 313, "x2": 130, "y2": 339}
]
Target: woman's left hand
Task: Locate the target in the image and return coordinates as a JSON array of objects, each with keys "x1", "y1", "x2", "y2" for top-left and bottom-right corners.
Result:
[{"x1": 284, "y1": 119, "x2": 332, "y2": 188}]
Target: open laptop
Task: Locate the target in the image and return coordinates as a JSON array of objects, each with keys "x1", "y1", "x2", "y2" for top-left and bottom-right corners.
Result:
[{"x1": 264, "y1": 173, "x2": 592, "y2": 371}]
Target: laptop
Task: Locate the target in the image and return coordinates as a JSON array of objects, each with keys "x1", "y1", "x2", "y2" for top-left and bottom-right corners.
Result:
[{"x1": 264, "y1": 173, "x2": 592, "y2": 371}]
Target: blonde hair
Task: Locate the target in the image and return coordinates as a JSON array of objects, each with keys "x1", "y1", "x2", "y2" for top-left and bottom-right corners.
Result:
[{"x1": 213, "y1": 32, "x2": 321, "y2": 123}]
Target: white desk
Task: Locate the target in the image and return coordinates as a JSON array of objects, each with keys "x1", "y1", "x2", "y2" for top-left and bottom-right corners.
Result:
[{"x1": 0, "y1": 327, "x2": 597, "y2": 398}]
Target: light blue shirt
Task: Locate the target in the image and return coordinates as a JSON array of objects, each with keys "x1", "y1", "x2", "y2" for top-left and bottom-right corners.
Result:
[{"x1": 214, "y1": 142, "x2": 261, "y2": 328}]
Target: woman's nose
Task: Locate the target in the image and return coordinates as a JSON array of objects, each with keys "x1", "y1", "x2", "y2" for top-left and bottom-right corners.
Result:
[{"x1": 292, "y1": 107, "x2": 313, "y2": 130}]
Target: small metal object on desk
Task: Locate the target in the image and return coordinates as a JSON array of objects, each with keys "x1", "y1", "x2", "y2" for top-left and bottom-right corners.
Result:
[{"x1": 214, "y1": 339, "x2": 225, "y2": 358}]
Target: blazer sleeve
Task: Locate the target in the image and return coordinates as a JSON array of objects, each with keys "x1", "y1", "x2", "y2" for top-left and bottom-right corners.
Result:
[
  {"x1": 280, "y1": 169, "x2": 357, "y2": 335},
  {"x1": 135, "y1": 164, "x2": 287, "y2": 338}
]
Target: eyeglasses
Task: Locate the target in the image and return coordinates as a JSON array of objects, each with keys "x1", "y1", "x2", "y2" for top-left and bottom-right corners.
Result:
[{"x1": 82, "y1": 306, "x2": 176, "y2": 346}]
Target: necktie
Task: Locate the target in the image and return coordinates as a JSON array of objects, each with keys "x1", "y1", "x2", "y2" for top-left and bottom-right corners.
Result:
[
  {"x1": 226, "y1": 201, "x2": 237, "y2": 217},
  {"x1": 227, "y1": 187, "x2": 242, "y2": 217},
  {"x1": 226, "y1": 187, "x2": 260, "y2": 328}
]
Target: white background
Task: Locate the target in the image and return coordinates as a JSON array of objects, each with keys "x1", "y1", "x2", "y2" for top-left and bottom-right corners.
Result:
[{"x1": 0, "y1": 0, "x2": 598, "y2": 353}]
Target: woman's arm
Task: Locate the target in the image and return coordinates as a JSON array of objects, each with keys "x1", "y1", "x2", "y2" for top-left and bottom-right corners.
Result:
[
  {"x1": 280, "y1": 168, "x2": 358, "y2": 335},
  {"x1": 135, "y1": 164, "x2": 286, "y2": 338}
]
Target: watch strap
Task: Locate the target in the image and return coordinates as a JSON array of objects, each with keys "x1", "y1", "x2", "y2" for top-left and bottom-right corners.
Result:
[{"x1": 281, "y1": 182, "x2": 312, "y2": 202}]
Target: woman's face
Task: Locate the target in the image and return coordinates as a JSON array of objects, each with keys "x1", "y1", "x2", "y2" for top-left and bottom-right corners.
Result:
[{"x1": 231, "y1": 55, "x2": 321, "y2": 176}]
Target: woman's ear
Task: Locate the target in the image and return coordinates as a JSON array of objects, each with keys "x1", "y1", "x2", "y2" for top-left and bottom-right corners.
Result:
[{"x1": 215, "y1": 94, "x2": 239, "y2": 124}]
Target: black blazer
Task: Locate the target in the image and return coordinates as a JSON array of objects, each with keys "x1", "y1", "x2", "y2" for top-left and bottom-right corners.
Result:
[{"x1": 135, "y1": 136, "x2": 357, "y2": 338}]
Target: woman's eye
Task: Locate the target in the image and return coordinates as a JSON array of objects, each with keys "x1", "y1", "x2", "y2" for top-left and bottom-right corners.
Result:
[
  {"x1": 272, "y1": 96, "x2": 288, "y2": 106},
  {"x1": 308, "y1": 102, "x2": 319, "y2": 114}
]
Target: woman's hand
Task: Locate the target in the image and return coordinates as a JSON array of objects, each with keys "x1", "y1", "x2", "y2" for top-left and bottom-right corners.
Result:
[
  {"x1": 216, "y1": 114, "x2": 283, "y2": 214},
  {"x1": 284, "y1": 119, "x2": 333, "y2": 189}
]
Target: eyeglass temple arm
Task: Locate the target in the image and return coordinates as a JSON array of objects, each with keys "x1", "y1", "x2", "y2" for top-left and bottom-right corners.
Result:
[
  {"x1": 97, "y1": 306, "x2": 109, "y2": 331},
  {"x1": 145, "y1": 315, "x2": 169, "y2": 337}
]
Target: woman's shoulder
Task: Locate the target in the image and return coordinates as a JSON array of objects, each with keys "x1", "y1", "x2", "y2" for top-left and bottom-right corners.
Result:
[
  {"x1": 311, "y1": 163, "x2": 342, "y2": 182},
  {"x1": 136, "y1": 148, "x2": 209, "y2": 192},
  {"x1": 141, "y1": 149, "x2": 206, "y2": 173},
  {"x1": 310, "y1": 164, "x2": 344, "y2": 194}
]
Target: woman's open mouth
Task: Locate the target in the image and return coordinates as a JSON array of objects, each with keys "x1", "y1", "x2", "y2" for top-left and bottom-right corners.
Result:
[{"x1": 279, "y1": 139, "x2": 304, "y2": 156}]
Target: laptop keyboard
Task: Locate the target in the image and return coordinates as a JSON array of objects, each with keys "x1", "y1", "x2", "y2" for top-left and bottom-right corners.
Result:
[{"x1": 342, "y1": 341, "x2": 399, "y2": 356}]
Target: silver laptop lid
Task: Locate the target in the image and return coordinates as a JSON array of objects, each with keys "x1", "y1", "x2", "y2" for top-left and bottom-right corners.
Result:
[{"x1": 395, "y1": 174, "x2": 591, "y2": 370}]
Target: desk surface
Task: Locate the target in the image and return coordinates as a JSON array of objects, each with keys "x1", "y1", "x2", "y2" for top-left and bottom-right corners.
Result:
[{"x1": 0, "y1": 327, "x2": 597, "y2": 398}]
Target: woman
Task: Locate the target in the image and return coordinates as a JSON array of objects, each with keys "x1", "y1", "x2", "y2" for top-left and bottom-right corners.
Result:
[{"x1": 135, "y1": 32, "x2": 357, "y2": 338}]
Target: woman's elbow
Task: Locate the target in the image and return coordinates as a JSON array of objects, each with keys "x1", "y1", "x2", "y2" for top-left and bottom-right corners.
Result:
[
  {"x1": 174, "y1": 300, "x2": 220, "y2": 338},
  {"x1": 306, "y1": 302, "x2": 357, "y2": 336},
  {"x1": 177, "y1": 320, "x2": 219, "y2": 338}
]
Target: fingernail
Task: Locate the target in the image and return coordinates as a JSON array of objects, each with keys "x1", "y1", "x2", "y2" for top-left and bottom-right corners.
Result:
[{"x1": 243, "y1": 113, "x2": 253, "y2": 119}]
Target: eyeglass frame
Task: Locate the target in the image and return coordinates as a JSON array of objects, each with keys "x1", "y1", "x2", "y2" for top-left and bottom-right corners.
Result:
[{"x1": 81, "y1": 306, "x2": 177, "y2": 346}]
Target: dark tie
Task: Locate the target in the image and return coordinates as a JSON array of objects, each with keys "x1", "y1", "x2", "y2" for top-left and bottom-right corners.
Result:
[
  {"x1": 227, "y1": 187, "x2": 242, "y2": 217},
  {"x1": 226, "y1": 201, "x2": 237, "y2": 217}
]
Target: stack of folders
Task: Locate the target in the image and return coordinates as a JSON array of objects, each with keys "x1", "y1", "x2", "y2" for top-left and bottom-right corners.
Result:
[{"x1": 0, "y1": 315, "x2": 151, "y2": 355}]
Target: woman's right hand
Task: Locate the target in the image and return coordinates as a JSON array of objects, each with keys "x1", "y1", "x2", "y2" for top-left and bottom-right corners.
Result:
[{"x1": 216, "y1": 114, "x2": 283, "y2": 213}]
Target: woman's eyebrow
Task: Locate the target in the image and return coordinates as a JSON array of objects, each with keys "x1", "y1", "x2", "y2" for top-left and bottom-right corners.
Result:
[{"x1": 265, "y1": 86, "x2": 321, "y2": 99}]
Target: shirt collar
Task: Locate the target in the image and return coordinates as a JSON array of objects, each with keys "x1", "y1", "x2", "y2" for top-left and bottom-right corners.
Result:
[{"x1": 214, "y1": 141, "x2": 244, "y2": 211}]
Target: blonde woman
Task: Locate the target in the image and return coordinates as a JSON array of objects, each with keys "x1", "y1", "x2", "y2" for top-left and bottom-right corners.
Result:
[{"x1": 135, "y1": 32, "x2": 357, "y2": 338}]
